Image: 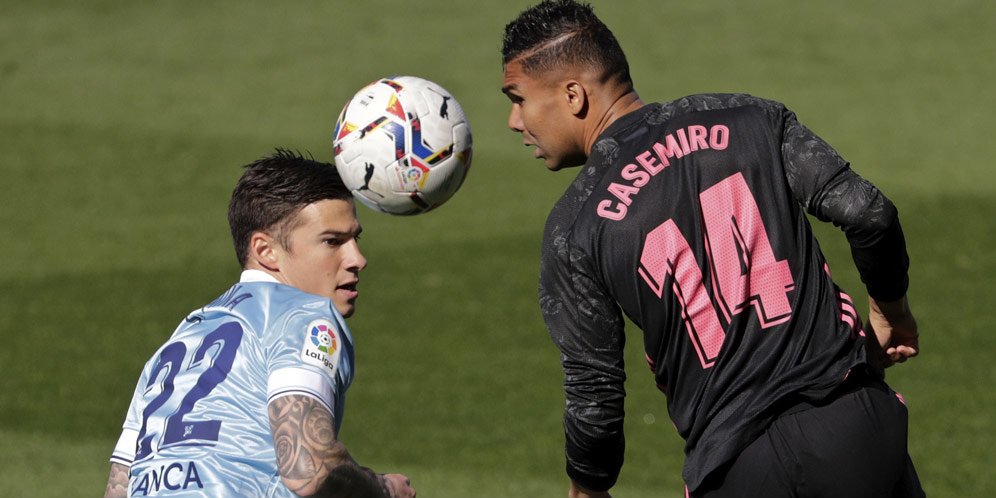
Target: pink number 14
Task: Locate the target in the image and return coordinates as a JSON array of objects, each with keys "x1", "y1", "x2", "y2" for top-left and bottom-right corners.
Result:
[{"x1": 637, "y1": 173, "x2": 794, "y2": 368}]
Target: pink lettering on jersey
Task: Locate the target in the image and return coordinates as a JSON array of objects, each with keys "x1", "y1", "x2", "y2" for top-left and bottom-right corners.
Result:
[
  {"x1": 637, "y1": 172, "x2": 797, "y2": 369},
  {"x1": 700, "y1": 173, "x2": 794, "y2": 327},
  {"x1": 675, "y1": 128, "x2": 692, "y2": 155},
  {"x1": 596, "y1": 123, "x2": 732, "y2": 221},
  {"x1": 660, "y1": 134, "x2": 686, "y2": 161},
  {"x1": 621, "y1": 163, "x2": 652, "y2": 186},
  {"x1": 635, "y1": 151, "x2": 664, "y2": 176},
  {"x1": 687, "y1": 125, "x2": 709, "y2": 151},
  {"x1": 596, "y1": 199, "x2": 627, "y2": 220},
  {"x1": 709, "y1": 125, "x2": 729, "y2": 150},
  {"x1": 608, "y1": 182, "x2": 639, "y2": 206},
  {"x1": 639, "y1": 219, "x2": 726, "y2": 368}
]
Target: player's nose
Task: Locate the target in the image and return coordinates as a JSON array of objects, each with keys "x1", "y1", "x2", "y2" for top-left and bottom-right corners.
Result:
[
  {"x1": 507, "y1": 105, "x2": 524, "y2": 133},
  {"x1": 345, "y1": 240, "x2": 367, "y2": 273}
]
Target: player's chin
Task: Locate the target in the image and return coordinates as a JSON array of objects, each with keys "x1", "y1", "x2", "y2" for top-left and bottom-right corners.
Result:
[
  {"x1": 337, "y1": 302, "x2": 357, "y2": 318},
  {"x1": 334, "y1": 293, "x2": 358, "y2": 318},
  {"x1": 541, "y1": 154, "x2": 565, "y2": 171},
  {"x1": 544, "y1": 155, "x2": 583, "y2": 172}
]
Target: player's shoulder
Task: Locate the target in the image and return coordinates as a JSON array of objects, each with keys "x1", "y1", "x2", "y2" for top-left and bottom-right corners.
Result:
[
  {"x1": 544, "y1": 173, "x2": 592, "y2": 257},
  {"x1": 630, "y1": 94, "x2": 791, "y2": 147},
  {"x1": 547, "y1": 130, "x2": 645, "y2": 243},
  {"x1": 200, "y1": 281, "x2": 342, "y2": 337},
  {"x1": 258, "y1": 283, "x2": 343, "y2": 328},
  {"x1": 542, "y1": 165, "x2": 612, "y2": 277},
  {"x1": 666, "y1": 93, "x2": 788, "y2": 112},
  {"x1": 240, "y1": 281, "x2": 333, "y2": 312},
  {"x1": 645, "y1": 93, "x2": 789, "y2": 126},
  {"x1": 247, "y1": 284, "x2": 352, "y2": 372}
]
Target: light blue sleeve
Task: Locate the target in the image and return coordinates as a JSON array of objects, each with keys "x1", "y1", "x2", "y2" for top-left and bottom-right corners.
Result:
[
  {"x1": 110, "y1": 358, "x2": 153, "y2": 466},
  {"x1": 263, "y1": 297, "x2": 355, "y2": 430}
]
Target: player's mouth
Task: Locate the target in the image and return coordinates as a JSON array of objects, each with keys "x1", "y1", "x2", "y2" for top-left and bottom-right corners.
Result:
[
  {"x1": 523, "y1": 141, "x2": 544, "y2": 158},
  {"x1": 337, "y1": 281, "x2": 359, "y2": 300}
]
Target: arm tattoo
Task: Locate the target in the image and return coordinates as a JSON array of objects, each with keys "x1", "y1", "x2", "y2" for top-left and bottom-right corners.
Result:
[
  {"x1": 103, "y1": 463, "x2": 129, "y2": 498},
  {"x1": 269, "y1": 395, "x2": 389, "y2": 498}
]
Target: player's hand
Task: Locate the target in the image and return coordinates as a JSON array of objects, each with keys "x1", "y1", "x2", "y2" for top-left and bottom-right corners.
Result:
[
  {"x1": 569, "y1": 480, "x2": 612, "y2": 498},
  {"x1": 865, "y1": 295, "x2": 919, "y2": 368},
  {"x1": 381, "y1": 473, "x2": 415, "y2": 498}
]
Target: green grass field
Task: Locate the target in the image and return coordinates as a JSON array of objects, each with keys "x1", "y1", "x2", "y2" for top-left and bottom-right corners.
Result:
[{"x1": 1, "y1": 1, "x2": 994, "y2": 496}]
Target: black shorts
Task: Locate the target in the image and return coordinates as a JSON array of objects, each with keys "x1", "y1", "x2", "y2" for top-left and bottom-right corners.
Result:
[{"x1": 691, "y1": 373, "x2": 925, "y2": 498}]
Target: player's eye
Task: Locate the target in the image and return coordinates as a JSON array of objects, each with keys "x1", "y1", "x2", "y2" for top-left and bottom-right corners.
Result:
[{"x1": 503, "y1": 92, "x2": 523, "y2": 104}]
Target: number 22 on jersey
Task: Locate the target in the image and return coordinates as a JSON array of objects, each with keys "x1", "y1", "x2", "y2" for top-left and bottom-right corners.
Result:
[
  {"x1": 637, "y1": 173, "x2": 794, "y2": 368},
  {"x1": 134, "y1": 322, "x2": 244, "y2": 461}
]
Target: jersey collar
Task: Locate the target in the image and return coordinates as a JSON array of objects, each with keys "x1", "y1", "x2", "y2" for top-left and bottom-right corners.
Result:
[{"x1": 240, "y1": 269, "x2": 280, "y2": 283}]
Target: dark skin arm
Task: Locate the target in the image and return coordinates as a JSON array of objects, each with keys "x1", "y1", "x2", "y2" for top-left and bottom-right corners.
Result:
[{"x1": 866, "y1": 295, "x2": 919, "y2": 368}]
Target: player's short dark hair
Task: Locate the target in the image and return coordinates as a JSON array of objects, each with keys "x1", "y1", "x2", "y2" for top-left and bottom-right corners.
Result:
[
  {"x1": 502, "y1": 0, "x2": 631, "y2": 85},
  {"x1": 228, "y1": 148, "x2": 351, "y2": 268}
]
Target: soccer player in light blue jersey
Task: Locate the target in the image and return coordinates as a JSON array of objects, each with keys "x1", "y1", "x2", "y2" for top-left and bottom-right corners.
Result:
[{"x1": 103, "y1": 150, "x2": 416, "y2": 498}]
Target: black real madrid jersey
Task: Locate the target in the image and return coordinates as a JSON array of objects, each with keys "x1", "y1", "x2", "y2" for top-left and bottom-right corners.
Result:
[{"x1": 538, "y1": 94, "x2": 909, "y2": 491}]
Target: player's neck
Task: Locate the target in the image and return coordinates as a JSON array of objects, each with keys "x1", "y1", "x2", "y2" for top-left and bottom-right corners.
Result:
[
  {"x1": 243, "y1": 262, "x2": 285, "y2": 285},
  {"x1": 584, "y1": 88, "x2": 645, "y2": 156}
]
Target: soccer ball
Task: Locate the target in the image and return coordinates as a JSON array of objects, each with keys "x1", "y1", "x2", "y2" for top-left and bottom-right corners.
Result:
[{"x1": 332, "y1": 76, "x2": 473, "y2": 215}]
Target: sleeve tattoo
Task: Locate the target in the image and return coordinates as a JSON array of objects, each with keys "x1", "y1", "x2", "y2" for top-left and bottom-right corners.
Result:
[
  {"x1": 268, "y1": 395, "x2": 389, "y2": 498},
  {"x1": 103, "y1": 463, "x2": 129, "y2": 498}
]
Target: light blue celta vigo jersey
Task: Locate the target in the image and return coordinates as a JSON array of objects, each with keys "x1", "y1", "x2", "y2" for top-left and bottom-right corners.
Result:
[{"x1": 110, "y1": 270, "x2": 355, "y2": 497}]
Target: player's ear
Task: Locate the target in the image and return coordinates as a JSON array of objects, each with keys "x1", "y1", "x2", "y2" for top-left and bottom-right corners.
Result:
[
  {"x1": 564, "y1": 80, "x2": 587, "y2": 117},
  {"x1": 249, "y1": 231, "x2": 281, "y2": 271}
]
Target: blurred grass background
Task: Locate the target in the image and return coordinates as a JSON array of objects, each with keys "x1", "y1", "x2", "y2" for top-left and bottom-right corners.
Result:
[{"x1": 1, "y1": 1, "x2": 993, "y2": 496}]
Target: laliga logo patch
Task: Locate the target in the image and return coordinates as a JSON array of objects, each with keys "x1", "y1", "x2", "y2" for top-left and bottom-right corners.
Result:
[
  {"x1": 311, "y1": 323, "x2": 338, "y2": 353},
  {"x1": 302, "y1": 319, "x2": 341, "y2": 375}
]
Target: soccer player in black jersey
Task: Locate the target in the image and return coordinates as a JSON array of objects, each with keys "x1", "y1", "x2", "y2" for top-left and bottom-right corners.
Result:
[{"x1": 500, "y1": 1, "x2": 923, "y2": 497}]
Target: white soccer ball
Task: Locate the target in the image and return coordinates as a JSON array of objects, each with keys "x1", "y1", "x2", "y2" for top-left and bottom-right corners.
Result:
[{"x1": 332, "y1": 76, "x2": 473, "y2": 215}]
